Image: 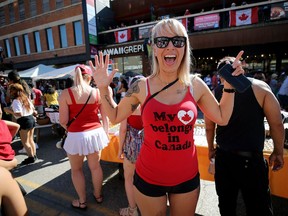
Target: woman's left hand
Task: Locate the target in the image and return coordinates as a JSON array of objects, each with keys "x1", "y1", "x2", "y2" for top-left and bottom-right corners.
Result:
[{"x1": 231, "y1": 50, "x2": 244, "y2": 76}]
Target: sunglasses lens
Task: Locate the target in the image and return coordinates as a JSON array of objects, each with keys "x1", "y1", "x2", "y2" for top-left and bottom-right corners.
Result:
[
  {"x1": 154, "y1": 37, "x2": 186, "y2": 48},
  {"x1": 172, "y1": 37, "x2": 186, "y2": 48},
  {"x1": 154, "y1": 37, "x2": 169, "y2": 48}
]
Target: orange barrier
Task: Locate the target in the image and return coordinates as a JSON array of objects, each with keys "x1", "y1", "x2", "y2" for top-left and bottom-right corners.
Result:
[
  {"x1": 264, "y1": 150, "x2": 288, "y2": 198},
  {"x1": 101, "y1": 135, "x2": 123, "y2": 163}
]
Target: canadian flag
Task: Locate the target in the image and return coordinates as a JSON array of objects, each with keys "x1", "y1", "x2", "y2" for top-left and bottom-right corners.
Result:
[
  {"x1": 229, "y1": 7, "x2": 258, "y2": 27},
  {"x1": 114, "y1": 29, "x2": 132, "y2": 43}
]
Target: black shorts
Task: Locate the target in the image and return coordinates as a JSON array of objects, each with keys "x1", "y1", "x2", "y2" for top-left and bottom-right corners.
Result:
[
  {"x1": 17, "y1": 115, "x2": 35, "y2": 130},
  {"x1": 133, "y1": 171, "x2": 200, "y2": 197}
]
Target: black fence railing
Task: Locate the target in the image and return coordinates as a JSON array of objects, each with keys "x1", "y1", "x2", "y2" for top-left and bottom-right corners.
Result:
[{"x1": 97, "y1": 0, "x2": 288, "y2": 45}]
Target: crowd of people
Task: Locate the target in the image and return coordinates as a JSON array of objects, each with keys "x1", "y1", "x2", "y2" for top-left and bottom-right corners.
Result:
[{"x1": 0, "y1": 18, "x2": 286, "y2": 215}]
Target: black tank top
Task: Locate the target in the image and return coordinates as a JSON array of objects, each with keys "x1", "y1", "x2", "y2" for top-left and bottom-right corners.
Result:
[{"x1": 216, "y1": 84, "x2": 265, "y2": 152}]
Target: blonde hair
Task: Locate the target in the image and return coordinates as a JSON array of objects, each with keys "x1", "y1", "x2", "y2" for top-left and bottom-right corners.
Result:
[
  {"x1": 72, "y1": 67, "x2": 91, "y2": 97},
  {"x1": 151, "y1": 18, "x2": 193, "y2": 86}
]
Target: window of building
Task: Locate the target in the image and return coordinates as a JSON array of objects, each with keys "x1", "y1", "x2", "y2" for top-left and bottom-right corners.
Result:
[
  {"x1": 113, "y1": 56, "x2": 143, "y2": 74},
  {"x1": 8, "y1": 3, "x2": 15, "y2": 23},
  {"x1": 18, "y1": 0, "x2": 25, "y2": 20},
  {"x1": 71, "y1": 0, "x2": 80, "y2": 4},
  {"x1": 13, "y1": 37, "x2": 21, "y2": 56},
  {"x1": 46, "y1": 28, "x2": 54, "y2": 50},
  {"x1": 42, "y1": 0, "x2": 50, "y2": 13},
  {"x1": 34, "y1": 31, "x2": 42, "y2": 52},
  {"x1": 4, "y1": 39, "x2": 11, "y2": 57},
  {"x1": 23, "y1": 34, "x2": 31, "y2": 54},
  {"x1": 56, "y1": 0, "x2": 64, "y2": 9},
  {"x1": 30, "y1": 0, "x2": 37, "y2": 17},
  {"x1": 0, "y1": 8, "x2": 5, "y2": 26},
  {"x1": 73, "y1": 21, "x2": 83, "y2": 45},
  {"x1": 59, "y1": 24, "x2": 68, "y2": 48}
]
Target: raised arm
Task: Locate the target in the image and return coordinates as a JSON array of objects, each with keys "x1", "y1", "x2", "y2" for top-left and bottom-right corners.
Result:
[
  {"x1": 89, "y1": 52, "x2": 142, "y2": 124},
  {"x1": 196, "y1": 51, "x2": 244, "y2": 125}
]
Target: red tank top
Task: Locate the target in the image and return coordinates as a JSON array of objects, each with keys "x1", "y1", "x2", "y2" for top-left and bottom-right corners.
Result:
[
  {"x1": 0, "y1": 120, "x2": 15, "y2": 160},
  {"x1": 127, "y1": 115, "x2": 143, "y2": 130},
  {"x1": 67, "y1": 88, "x2": 102, "y2": 132},
  {"x1": 136, "y1": 80, "x2": 199, "y2": 186}
]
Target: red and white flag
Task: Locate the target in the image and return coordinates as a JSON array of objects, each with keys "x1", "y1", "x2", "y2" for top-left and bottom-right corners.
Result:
[
  {"x1": 229, "y1": 7, "x2": 258, "y2": 27},
  {"x1": 114, "y1": 29, "x2": 131, "y2": 43}
]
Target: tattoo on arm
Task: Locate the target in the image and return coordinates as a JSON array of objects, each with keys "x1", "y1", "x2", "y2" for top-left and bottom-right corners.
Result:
[
  {"x1": 126, "y1": 80, "x2": 140, "y2": 97},
  {"x1": 131, "y1": 103, "x2": 140, "y2": 112},
  {"x1": 104, "y1": 95, "x2": 116, "y2": 109}
]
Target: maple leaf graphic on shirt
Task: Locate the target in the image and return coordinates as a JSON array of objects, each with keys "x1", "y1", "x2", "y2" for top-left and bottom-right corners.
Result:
[
  {"x1": 182, "y1": 113, "x2": 191, "y2": 121},
  {"x1": 238, "y1": 13, "x2": 249, "y2": 21},
  {"x1": 120, "y1": 33, "x2": 126, "y2": 39}
]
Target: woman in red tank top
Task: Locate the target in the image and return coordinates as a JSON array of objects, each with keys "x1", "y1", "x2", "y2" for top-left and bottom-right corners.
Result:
[
  {"x1": 59, "y1": 65, "x2": 109, "y2": 210},
  {"x1": 90, "y1": 19, "x2": 244, "y2": 216}
]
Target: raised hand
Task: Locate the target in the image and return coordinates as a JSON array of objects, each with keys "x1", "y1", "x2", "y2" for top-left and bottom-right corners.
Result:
[
  {"x1": 89, "y1": 52, "x2": 118, "y2": 88},
  {"x1": 231, "y1": 50, "x2": 244, "y2": 76}
]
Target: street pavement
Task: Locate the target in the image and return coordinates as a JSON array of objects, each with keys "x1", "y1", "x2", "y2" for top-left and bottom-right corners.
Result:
[{"x1": 10, "y1": 125, "x2": 288, "y2": 216}]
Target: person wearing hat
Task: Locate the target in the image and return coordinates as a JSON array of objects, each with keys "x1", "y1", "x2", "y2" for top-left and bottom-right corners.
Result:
[{"x1": 58, "y1": 65, "x2": 110, "y2": 209}]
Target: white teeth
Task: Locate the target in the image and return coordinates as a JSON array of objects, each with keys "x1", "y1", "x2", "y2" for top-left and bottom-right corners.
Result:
[{"x1": 165, "y1": 55, "x2": 176, "y2": 58}]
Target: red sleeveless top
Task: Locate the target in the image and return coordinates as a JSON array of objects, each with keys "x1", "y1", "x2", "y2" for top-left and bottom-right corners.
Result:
[
  {"x1": 67, "y1": 88, "x2": 102, "y2": 132},
  {"x1": 127, "y1": 115, "x2": 143, "y2": 130},
  {"x1": 0, "y1": 120, "x2": 15, "y2": 160},
  {"x1": 136, "y1": 80, "x2": 199, "y2": 186}
]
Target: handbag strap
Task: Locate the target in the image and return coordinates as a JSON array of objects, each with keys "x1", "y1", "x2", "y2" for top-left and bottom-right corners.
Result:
[
  {"x1": 141, "y1": 78, "x2": 178, "y2": 114},
  {"x1": 66, "y1": 89, "x2": 93, "y2": 128}
]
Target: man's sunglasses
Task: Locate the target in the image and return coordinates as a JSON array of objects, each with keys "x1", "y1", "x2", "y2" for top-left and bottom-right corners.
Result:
[{"x1": 153, "y1": 36, "x2": 186, "y2": 48}]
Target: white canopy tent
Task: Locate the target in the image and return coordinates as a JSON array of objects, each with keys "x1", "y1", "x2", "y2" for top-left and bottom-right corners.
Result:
[
  {"x1": 19, "y1": 64, "x2": 55, "y2": 79},
  {"x1": 32, "y1": 64, "x2": 80, "y2": 81}
]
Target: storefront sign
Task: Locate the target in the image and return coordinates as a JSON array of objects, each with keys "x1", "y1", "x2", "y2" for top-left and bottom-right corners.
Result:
[
  {"x1": 99, "y1": 44, "x2": 144, "y2": 56},
  {"x1": 194, "y1": 13, "x2": 220, "y2": 31}
]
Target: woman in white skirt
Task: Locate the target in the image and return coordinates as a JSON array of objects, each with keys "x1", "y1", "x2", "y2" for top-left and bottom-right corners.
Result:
[{"x1": 59, "y1": 65, "x2": 109, "y2": 210}]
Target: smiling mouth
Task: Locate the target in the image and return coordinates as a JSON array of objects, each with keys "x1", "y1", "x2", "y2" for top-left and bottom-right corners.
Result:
[{"x1": 164, "y1": 55, "x2": 176, "y2": 64}]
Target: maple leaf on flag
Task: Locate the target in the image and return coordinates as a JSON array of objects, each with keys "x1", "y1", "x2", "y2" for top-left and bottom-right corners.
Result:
[
  {"x1": 239, "y1": 13, "x2": 249, "y2": 21},
  {"x1": 120, "y1": 33, "x2": 126, "y2": 39}
]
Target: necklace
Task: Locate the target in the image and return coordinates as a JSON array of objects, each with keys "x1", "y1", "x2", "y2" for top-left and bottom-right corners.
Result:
[
  {"x1": 157, "y1": 76, "x2": 178, "y2": 92},
  {"x1": 157, "y1": 76, "x2": 169, "y2": 86}
]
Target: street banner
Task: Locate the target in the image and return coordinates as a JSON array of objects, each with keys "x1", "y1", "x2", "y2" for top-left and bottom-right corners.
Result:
[
  {"x1": 194, "y1": 13, "x2": 220, "y2": 31},
  {"x1": 270, "y1": 1, "x2": 288, "y2": 20},
  {"x1": 114, "y1": 29, "x2": 132, "y2": 43},
  {"x1": 229, "y1": 7, "x2": 258, "y2": 27}
]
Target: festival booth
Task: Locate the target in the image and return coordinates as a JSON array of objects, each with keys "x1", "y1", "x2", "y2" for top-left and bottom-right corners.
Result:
[
  {"x1": 19, "y1": 64, "x2": 55, "y2": 80},
  {"x1": 102, "y1": 123, "x2": 288, "y2": 199},
  {"x1": 32, "y1": 64, "x2": 79, "y2": 81}
]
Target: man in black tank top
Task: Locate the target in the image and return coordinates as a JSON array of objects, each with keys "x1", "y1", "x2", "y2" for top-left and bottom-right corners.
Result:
[{"x1": 205, "y1": 57, "x2": 284, "y2": 216}]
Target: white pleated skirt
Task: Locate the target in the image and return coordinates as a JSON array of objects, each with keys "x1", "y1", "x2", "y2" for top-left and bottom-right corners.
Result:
[{"x1": 63, "y1": 127, "x2": 109, "y2": 156}]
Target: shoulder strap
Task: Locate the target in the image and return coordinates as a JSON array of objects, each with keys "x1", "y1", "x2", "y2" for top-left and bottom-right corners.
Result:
[
  {"x1": 141, "y1": 78, "x2": 178, "y2": 114},
  {"x1": 68, "y1": 88, "x2": 76, "y2": 104},
  {"x1": 66, "y1": 89, "x2": 93, "y2": 128}
]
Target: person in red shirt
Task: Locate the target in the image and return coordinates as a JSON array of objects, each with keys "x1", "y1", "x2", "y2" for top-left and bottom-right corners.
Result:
[
  {"x1": 59, "y1": 65, "x2": 109, "y2": 210},
  {"x1": 29, "y1": 84, "x2": 44, "y2": 115},
  {"x1": 0, "y1": 106, "x2": 20, "y2": 170},
  {"x1": 90, "y1": 18, "x2": 244, "y2": 215}
]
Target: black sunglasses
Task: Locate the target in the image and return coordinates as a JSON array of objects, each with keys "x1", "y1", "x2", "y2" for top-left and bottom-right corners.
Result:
[{"x1": 153, "y1": 36, "x2": 186, "y2": 48}]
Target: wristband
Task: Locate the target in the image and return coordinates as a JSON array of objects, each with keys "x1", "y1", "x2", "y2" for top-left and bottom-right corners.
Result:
[{"x1": 223, "y1": 88, "x2": 236, "y2": 93}]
